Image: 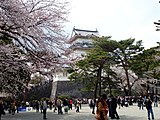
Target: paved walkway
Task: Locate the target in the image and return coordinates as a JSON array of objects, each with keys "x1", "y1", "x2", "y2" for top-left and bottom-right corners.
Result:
[{"x1": 1, "y1": 104, "x2": 160, "y2": 120}]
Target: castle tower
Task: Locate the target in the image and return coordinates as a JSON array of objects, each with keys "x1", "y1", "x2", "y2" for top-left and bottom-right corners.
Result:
[{"x1": 50, "y1": 27, "x2": 100, "y2": 99}]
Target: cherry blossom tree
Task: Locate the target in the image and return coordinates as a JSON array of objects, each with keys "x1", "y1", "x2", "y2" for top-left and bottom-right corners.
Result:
[
  {"x1": 0, "y1": 44, "x2": 30, "y2": 94},
  {"x1": 0, "y1": 0, "x2": 69, "y2": 95},
  {"x1": 0, "y1": 0, "x2": 69, "y2": 52}
]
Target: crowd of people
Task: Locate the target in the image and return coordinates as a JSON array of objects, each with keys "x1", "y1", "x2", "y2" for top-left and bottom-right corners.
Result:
[
  {"x1": 88, "y1": 94, "x2": 159, "y2": 120},
  {"x1": 0, "y1": 94, "x2": 159, "y2": 120},
  {"x1": 0, "y1": 97, "x2": 84, "y2": 119}
]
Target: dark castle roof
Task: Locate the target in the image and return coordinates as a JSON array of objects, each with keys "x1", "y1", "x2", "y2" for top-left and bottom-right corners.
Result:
[{"x1": 68, "y1": 27, "x2": 100, "y2": 43}]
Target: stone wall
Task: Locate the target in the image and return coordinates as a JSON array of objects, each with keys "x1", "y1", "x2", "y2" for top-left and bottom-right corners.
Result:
[
  {"x1": 50, "y1": 81, "x2": 94, "y2": 99},
  {"x1": 27, "y1": 82, "x2": 52, "y2": 101},
  {"x1": 27, "y1": 81, "x2": 94, "y2": 101}
]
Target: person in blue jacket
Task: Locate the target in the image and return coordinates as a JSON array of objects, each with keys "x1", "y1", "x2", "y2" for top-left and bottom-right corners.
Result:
[{"x1": 145, "y1": 95, "x2": 154, "y2": 120}]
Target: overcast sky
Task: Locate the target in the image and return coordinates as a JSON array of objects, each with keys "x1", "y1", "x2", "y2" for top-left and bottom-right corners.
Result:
[{"x1": 64, "y1": 0, "x2": 160, "y2": 49}]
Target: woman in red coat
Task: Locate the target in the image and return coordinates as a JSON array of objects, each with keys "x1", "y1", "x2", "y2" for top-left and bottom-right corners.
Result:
[{"x1": 96, "y1": 94, "x2": 108, "y2": 120}]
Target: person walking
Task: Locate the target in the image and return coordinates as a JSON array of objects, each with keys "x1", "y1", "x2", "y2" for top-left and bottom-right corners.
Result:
[
  {"x1": 76, "y1": 99, "x2": 80, "y2": 113},
  {"x1": 40, "y1": 101, "x2": 43, "y2": 113},
  {"x1": 42, "y1": 99, "x2": 48, "y2": 119},
  {"x1": 48, "y1": 100, "x2": 53, "y2": 110},
  {"x1": 117, "y1": 96, "x2": 121, "y2": 109},
  {"x1": 110, "y1": 95, "x2": 120, "y2": 119},
  {"x1": 138, "y1": 96, "x2": 144, "y2": 110},
  {"x1": 56, "y1": 98, "x2": 63, "y2": 115},
  {"x1": 79, "y1": 99, "x2": 82, "y2": 109},
  {"x1": 89, "y1": 98, "x2": 96, "y2": 114},
  {"x1": 96, "y1": 94, "x2": 108, "y2": 120},
  {"x1": 107, "y1": 96, "x2": 112, "y2": 117},
  {"x1": 63, "y1": 98, "x2": 69, "y2": 114},
  {"x1": 35, "y1": 100, "x2": 40, "y2": 112},
  {"x1": 0, "y1": 100, "x2": 5, "y2": 120},
  {"x1": 15, "y1": 101, "x2": 20, "y2": 113},
  {"x1": 11, "y1": 101, "x2": 16, "y2": 115},
  {"x1": 69, "y1": 99, "x2": 73, "y2": 110},
  {"x1": 145, "y1": 96, "x2": 154, "y2": 120},
  {"x1": 153, "y1": 95, "x2": 159, "y2": 107},
  {"x1": 53, "y1": 98, "x2": 57, "y2": 112}
]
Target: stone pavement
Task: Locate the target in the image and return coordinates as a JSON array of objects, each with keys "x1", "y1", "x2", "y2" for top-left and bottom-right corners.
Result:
[
  {"x1": 117, "y1": 104, "x2": 160, "y2": 120},
  {"x1": 1, "y1": 104, "x2": 160, "y2": 120}
]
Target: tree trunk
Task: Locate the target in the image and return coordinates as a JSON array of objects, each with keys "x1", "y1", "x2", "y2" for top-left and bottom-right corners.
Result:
[
  {"x1": 94, "y1": 67, "x2": 102, "y2": 99},
  {"x1": 23, "y1": 82, "x2": 28, "y2": 102},
  {"x1": 108, "y1": 74, "x2": 112, "y2": 95},
  {"x1": 98, "y1": 67, "x2": 102, "y2": 96},
  {"x1": 94, "y1": 76, "x2": 98, "y2": 99},
  {"x1": 123, "y1": 65, "x2": 131, "y2": 96}
]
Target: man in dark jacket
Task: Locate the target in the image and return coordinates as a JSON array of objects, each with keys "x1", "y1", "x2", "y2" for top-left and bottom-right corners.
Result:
[
  {"x1": 145, "y1": 96, "x2": 154, "y2": 120},
  {"x1": 89, "y1": 98, "x2": 96, "y2": 114},
  {"x1": 63, "y1": 98, "x2": 69, "y2": 113},
  {"x1": 110, "y1": 95, "x2": 120, "y2": 119}
]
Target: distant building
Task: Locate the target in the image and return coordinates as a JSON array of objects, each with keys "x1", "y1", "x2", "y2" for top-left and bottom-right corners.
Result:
[
  {"x1": 66, "y1": 27, "x2": 100, "y2": 61},
  {"x1": 53, "y1": 27, "x2": 100, "y2": 82},
  {"x1": 50, "y1": 27, "x2": 100, "y2": 99}
]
